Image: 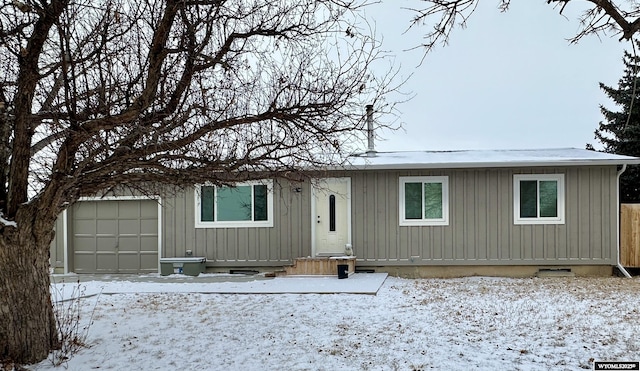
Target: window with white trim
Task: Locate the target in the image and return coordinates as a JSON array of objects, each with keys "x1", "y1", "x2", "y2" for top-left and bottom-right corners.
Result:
[
  {"x1": 399, "y1": 176, "x2": 449, "y2": 226},
  {"x1": 195, "y1": 181, "x2": 274, "y2": 228},
  {"x1": 513, "y1": 174, "x2": 565, "y2": 225}
]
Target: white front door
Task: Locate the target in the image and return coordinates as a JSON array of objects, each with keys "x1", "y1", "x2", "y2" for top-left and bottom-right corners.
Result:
[{"x1": 312, "y1": 178, "x2": 351, "y2": 256}]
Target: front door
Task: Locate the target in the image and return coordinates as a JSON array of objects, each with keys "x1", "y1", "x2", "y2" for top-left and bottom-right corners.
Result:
[{"x1": 312, "y1": 178, "x2": 351, "y2": 256}]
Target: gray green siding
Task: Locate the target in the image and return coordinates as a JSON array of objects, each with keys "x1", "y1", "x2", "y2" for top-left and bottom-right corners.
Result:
[
  {"x1": 163, "y1": 166, "x2": 617, "y2": 267},
  {"x1": 51, "y1": 165, "x2": 620, "y2": 271},
  {"x1": 351, "y1": 166, "x2": 617, "y2": 266},
  {"x1": 161, "y1": 180, "x2": 311, "y2": 266}
]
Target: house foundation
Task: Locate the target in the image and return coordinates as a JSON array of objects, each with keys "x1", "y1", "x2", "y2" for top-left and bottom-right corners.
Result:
[{"x1": 369, "y1": 265, "x2": 614, "y2": 278}]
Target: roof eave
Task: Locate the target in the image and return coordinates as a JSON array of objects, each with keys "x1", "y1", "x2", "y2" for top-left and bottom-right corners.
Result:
[{"x1": 337, "y1": 159, "x2": 640, "y2": 171}]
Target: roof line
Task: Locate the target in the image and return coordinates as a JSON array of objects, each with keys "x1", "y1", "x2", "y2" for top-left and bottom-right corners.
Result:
[{"x1": 336, "y1": 160, "x2": 640, "y2": 171}]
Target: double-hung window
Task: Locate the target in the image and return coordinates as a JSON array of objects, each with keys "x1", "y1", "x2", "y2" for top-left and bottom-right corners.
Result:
[
  {"x1": 195, "y1": 180, "x2": 273, "y2": 228},
  {"x1": 399, "y1": 176, "x2": 449, "y2": 226},
  {"x1": 513, "y1": 174, "x2": 564, "y2": 224}
]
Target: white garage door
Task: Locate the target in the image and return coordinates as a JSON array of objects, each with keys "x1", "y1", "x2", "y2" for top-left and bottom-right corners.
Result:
[{"x1": 72, "y1": 199, "x2": 159, "y2": 274}]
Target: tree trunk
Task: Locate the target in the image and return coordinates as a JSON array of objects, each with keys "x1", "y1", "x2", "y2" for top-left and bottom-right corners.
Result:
[{"x1": 0, "y1": 205, "x2": 59, "y2": 365}]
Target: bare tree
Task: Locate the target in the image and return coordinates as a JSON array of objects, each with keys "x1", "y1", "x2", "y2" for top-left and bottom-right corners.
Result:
[
  {"x1": 408, "y1": 0, "x2": 640, "y2": 54},
  {"x1": 0, "y1": 0, "x2": 396, "y2": 365}
]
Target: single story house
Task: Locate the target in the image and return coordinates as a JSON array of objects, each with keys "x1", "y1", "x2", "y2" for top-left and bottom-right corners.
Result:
[{"x1": 50, "y1": 147, "x2": 640, "y2": 277}]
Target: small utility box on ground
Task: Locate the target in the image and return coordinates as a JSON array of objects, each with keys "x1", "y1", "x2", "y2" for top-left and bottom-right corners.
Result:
[{"x1": 160, "y1": 257, "x2": 206, "y2": 276}]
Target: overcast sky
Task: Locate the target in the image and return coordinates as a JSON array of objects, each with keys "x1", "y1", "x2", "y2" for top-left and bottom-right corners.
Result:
[{"x1": 364, "y1": 0, "x2": 630, "y2": 152}]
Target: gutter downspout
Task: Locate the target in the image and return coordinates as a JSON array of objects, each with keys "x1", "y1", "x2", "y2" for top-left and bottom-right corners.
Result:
[{"x1": 616, "y1": 164, "x2": 632, "y2": 278}]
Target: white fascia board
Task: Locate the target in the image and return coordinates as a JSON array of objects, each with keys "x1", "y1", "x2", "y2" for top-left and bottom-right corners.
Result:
[
  {"x1": 79, "y1": 195, "x2": 160, "y2": 201},
  {"x1": 340, "y1": 159, "x2": 640, "y2": 171}
]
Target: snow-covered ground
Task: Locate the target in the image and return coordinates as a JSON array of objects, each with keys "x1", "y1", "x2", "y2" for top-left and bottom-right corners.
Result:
[{"x1": 31, "y1": 275, "x2": 640, "y2": 370}]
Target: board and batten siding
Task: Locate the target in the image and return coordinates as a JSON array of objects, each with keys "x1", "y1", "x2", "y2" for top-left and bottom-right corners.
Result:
[
  {"x1": 50, "y1": 165, "x2": 620, "y2": 271},
  {"x1": 161, "y1": 180, "x2": 311, "y2": 266},
  {"x1": 351, "y1": 166, "x2": 618, "y2": 266}
]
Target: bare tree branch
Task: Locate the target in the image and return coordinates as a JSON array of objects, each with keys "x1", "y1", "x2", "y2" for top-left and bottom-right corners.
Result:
[
  {"x1": 0, "y1": 1, "x2": 400, "y2": 362},
  {"x1": 0, "y1": 0, "x2": 399, "y2": 219},
  {"x1": 410, "y1": 0, "x2": 640, "y2": 55},
  {"x1": 7, "y1": 0, "x2": 68, "y2": 216}
]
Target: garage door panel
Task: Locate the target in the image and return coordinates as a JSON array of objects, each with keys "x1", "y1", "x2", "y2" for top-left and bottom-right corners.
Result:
[
  {"x1": 140, "y1": 202, "x2": 157, "y2": 218},
  {"x1": 74, "y1": 253, "x2": 95, "y2": 272},
  {"x1": 73, "y1": 199, "x2": 158, "y2": 274},
  {"x1": 118, "y1": 236, "x2": 141, "y2": 251},
  {"x1": 117, "y1": 202, "x2": 140, "y2": 217},
  {"x1": 118, "y1": 220, "x2": 141, "y2": 235},
  {"x1": 117, "y1": 253, "x2": 140, "y2": 270},
  {"x1": 74, "y1": 236, "x2": 97, "y2": 252},
  {"x1": 96, "y1": 220, "x2": 117, "y2": 235},
  {"x1": 74, "y1": 220, "x2": 96, "y2": 234},
  {"x1": 140, "y1": 219, "x2": 158, "y2": 234},
  {"x1": 96, "y1": 253, "x2": 117, "y2": 272},
  {"x1": 96, "y1": 202, "x2": 118, "y2": 218},
  {"x1": 140, "y1": 254, "x2": 158, "y2": 271},
  {"x1": 74, "y1": 202, "x2": 97, "y2": 218},
  {"x1": 140, "y1": 236, "x2": 158, "y2": 251},
  {"x1": 96, "y1": 236, "x2": 118, "y2": 252}
]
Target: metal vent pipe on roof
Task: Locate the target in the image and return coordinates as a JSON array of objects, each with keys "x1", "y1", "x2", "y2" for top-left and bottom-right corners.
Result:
[{"x1": 366, "y1": 104, "x2": 375, "y2": 156}]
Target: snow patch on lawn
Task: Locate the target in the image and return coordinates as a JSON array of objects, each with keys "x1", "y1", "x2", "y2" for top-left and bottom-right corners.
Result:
[
  {"x1": 51, "y1": 273, "x2": 388, "y2": 299},
  {"x1": 33, "y1": 276, "x2": 640, "y2": 370}
]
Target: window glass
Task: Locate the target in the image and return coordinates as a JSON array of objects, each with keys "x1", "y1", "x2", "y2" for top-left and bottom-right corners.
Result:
[
  {"x1": 424, "y1": 182, "x2": 443, "y2": 219},
  {"x1": 217, "y1": 185, "x2": 252, "y2": 221},
  {"x1": 539, "y1": 180, "x2": 558, "y2": 217},
  {"x1": 519, "y1": 180, "x2": 538, "y2": 218},
  {"x1": 404, "y1": 182, "x2": 422, "y2": 219},
  {"x1": 400, "y1": 176, "x2": 448, "y2": 226},
  {"x1": 253, "y1": 184, "x2": 268, "y2": 221},
  {"x1": 329, "y1": 194, "x2": 336, "y2": 232},
  {"x1": 201, "y1": 186, "x2": 215, "y2": 222},
  {"x1": 513, "y1": 174, "x2": 564, "y2": 225},
  {"x1": 196, "y1": 181, "x2": 273, "y2": 228}
]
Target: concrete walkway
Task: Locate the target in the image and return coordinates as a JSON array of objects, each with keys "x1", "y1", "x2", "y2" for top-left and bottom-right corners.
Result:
[
  {"x1": 52, "y1": 272, "x2": 270, "y2": 284},
  {"x1": 50, "y1": 272, "x2": 389, "y2": 296}
]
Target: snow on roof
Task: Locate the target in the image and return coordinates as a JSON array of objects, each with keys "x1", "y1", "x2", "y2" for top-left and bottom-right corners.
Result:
[{"x1": 344, "y1": 148, "x2": 640, "y2": 170}]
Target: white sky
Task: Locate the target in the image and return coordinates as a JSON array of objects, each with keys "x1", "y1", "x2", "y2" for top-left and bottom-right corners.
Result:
[{"x1": 365, "y1": 1, "x2": 630, "y2": 152}]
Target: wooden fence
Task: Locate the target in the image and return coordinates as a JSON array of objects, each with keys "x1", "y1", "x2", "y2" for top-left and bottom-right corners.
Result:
[{"x1": 621, "y1": 204, "x2": 640, "y2": 267}]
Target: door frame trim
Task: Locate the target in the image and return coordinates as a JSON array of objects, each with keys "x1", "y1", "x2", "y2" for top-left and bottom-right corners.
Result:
[
  {"x1": 310, "y1": 177, "x2": 352, "y2": 257},
  {"x1": 63, "y1": 195, "x2": 162, "y2": 273}
]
